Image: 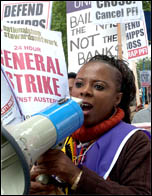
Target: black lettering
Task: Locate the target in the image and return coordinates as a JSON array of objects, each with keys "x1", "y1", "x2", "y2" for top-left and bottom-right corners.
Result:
[
  {"x1": 70, "y1": 16, "x2": 77, "y2": 28},
  {"x1": 127, "y1": 42, "x2": 132, "y2": 49},
  {"x1": 21, "y1": 20, "x2": 24, "y2": 24},
  {"x1": 11, "y1": 5, "x2": 17, "y2": 17},
  {"x1": 127, "y1": 39, "x2": 141, "y2": 50},
  {"x1": 22, "y1": 4, "x2": 28, "y2": 16},
  {"x1": 78, "y1": 52, "x2": 85, "y2": 65},
  {"x1": 28, "y1": 4, "x2": 35, "y2": 16},
  {"x1": 95, "y1": 50, "x2": 100, "y2": 56},
  {"x1": 135, "y1": 30, "x2": 140, "y2": 37},
  {"x1": 4, "y1": 6, "x2": 11, "y2": 17},
  {"x1": 17, "y1": 4, "x2": 22, "y2": 16},
  {"x1": 36, "y1": 4, "x2": 43, "y2": 15},
  {"x1": 32, "y1": 20, "x2": 39, "y2": 26},
  {"x1": 111, "y1": 1, "x2": 117, "y2": 6},
  {"x1": 132, "y1": 40, "x2": 137, "y2": 48},
  {"x1": 86, "y1": 51, "x2": 93, "y2": 62},
  {"x1": 81, "y1": 37, "x2": 89, "y2": 49},
  {"x1": 25, "y1": 20, "x2": 31, "y2": 25},
  {"x1": 140, "y1": 29, "x2": 144, "y2": 36},
  {"x1": 96, "y1": 1, "x2": 103, "y2": 8},
  {"x1": 119, "y1": 1, "x2": 125, "y2": 5},
  {"x1": 39, "y1": 19, "x2": 46, "y2": 28},
  {"x1": 137, "y1": 39, "x2": 141, "y2": 47},
  {"x1": 104, "y1": 1, "x2": 111, "y2": 7},
  {"x1": 106, "y1": 46, "x2": 113, "y2": 56},
  {"x1": 70, "y1": 39, "x2": 79, "y2": 51}
]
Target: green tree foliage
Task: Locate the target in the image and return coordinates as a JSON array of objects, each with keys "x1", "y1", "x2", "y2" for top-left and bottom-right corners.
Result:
[
  {"x1": 51, "y1": 1, "x2": 67, "y2": 65},
  {"x1": 142, "y1": 1, "x2": 151, "y2": 11}
]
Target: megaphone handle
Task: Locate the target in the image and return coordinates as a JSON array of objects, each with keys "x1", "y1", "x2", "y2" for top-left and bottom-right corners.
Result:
[
  {"x1": 36, "y1": 174, "x2": 50, "y2": 185},
  {"x1": 36, "y1": 174, "x2": 68, "y2": 188}
]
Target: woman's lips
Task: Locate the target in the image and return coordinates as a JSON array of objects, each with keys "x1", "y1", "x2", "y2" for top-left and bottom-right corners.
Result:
[{"x1": 80, "y1": 102, "x2": 93, "y2": 115}]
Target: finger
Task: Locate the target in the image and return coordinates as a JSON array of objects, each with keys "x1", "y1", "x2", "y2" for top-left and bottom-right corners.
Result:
[
  {"x1": 30, "y1": 169, "x2": 50, "y2": 180},
  {"x1": 30, "y1": 181, "x2": 54, "y2": 191},
  {"x1": 38, "y1": 149, "x2": 64, "y2": 163}
]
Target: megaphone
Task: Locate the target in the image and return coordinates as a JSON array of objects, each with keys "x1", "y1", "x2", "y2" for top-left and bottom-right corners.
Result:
[{"x1": 1, "y1": 97, "x2": 84, "y2": 195}]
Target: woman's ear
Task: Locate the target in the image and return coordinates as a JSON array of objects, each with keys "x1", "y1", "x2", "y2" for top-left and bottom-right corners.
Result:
[{"x1": 115, "y1": 92, "x2": 123, "y2": 106}]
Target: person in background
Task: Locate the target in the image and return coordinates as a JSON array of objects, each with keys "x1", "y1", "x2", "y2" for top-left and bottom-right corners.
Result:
[
  {"x1": 30, "y1": 55, "x2": 151, "y2": 195},
  {"x1": 68, "y1": 72, "x2": 77, "y2": 95},
  {"x1": 132, "y1": 85, "x2": 151, "y2": 124},
  {"x1": 132, "y1": 103, "x2": 151, "y2": 123}
]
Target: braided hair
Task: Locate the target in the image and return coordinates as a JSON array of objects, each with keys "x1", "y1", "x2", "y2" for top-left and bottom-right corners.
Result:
[{"x1": 88, "y1": 55, "x2": 136, "y2": 123}]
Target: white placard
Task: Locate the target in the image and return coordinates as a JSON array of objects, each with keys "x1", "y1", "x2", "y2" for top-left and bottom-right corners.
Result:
[
  {"x1": 66, "y1": 1, "x2": 128, "y2": 73},
  {"x1": 91, "y1": 1, "x2": 143, "y2": 25},
  {"x1": 66, "y1": 1, "x2": 149, "y2": 73},
  {"x1": 140, "y1": 70, "x2": 151, "y2": 87},
  {"x1": 1, "y1": 67, "x2": 24, "y2": 126},
  {"x1": 126, "y1": 12, "x2": 149, "y2": 60},
  {"x1": 1, "y1": 22, "x2": 69, "y2": 118},
  {"x1": 1, "y1": 1, "x2": 53, "y2": 29}
]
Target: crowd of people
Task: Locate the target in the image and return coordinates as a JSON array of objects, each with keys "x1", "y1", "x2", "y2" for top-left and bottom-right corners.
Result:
[{"x1": 30, "y1": 55, "x2": 151, "y2": 195}]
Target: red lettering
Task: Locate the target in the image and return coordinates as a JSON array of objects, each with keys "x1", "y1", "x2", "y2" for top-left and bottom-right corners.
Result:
[
  {"x1": 42, "y1": 76, "x2": 53, "y2": 94},
  {"x1": 25, "y1": 53, "x2": 35, "y2": 70},
  {"x1": 34, "y1": 54, "x2": 46, "y2": 72},
  {"x1": 12, "y1": 52, "x2": 25, "y2": 70},
  {"x1": 1, "y1": 50, "x2": 4, "y2": 65},
  {"x1": 2, "y1": 71, "x2": 62, "y2": 96},
  {"x1": 47, "y1": 57, "x2": 56, "y2": 74},
  {"x1": 1, "y1": 51, "x2": 64, "y2": 80},
  {"x1": 52, "y1": 78, "x2": 61, "y2": 96},
  {"x1": 55, "y1": 58, "x2": 63, "y2": 76},
  {"x1": 1, "y1": 96, "x2": 14, "y2": 115},
  {"x1": 25, "y1": 74, "x2": 37, "y2": 93},
  {"x1": 36, "y1": 75, "x2": 43, "y2": 93},
  {"x1": 14, "y1": 74, "x2": 23, "y2": 93},
  {"x1": 17, "y1": 96, "x2": 31, "y2": 102},
  {"x1": 4, "y1": 50, "x2": 13, "y2": 68}
]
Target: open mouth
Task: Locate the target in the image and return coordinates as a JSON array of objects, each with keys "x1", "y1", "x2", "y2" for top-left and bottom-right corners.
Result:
[{"x1": 80, "y1": 102, "x2": 93, "y2": 111}]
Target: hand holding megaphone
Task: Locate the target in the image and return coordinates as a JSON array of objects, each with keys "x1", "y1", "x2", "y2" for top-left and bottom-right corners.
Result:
[
  {"x1": 1, "y1": 97, "x2": 84, "y2": 195},
  {"x1": 30, "y1": 148, "x2": 81, "y2": 195}
]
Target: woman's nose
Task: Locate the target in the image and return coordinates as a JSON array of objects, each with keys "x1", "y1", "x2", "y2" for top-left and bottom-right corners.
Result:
[{"x1": 80, "y1": 84, "x2": 93, "y2": 97}]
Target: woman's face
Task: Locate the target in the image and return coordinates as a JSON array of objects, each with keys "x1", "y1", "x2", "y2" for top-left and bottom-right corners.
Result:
[{"x1": 72, "y1": 61, "x2": 122, "y2": 127}]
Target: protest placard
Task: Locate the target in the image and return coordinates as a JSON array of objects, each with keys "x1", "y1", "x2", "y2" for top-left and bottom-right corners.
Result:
[
  {"x1": 125, "y1": 12, "x2": 149, "y2": 60},
  {"x1": 1, "y1": 67, "x2": 24, "y2": 126},
  {"x1": 91, "y1": 1, "x2": 143, "y2": 25},
  {"x1": 66, "y1": 1, "x2": 128, "y2": 73},
  {"x1": 1, "y1": 22, "x2": 69, "y2": 118},
  {"x1": 66, "y1": 1, "x2": 149, "y2": 73},
  {"x1": 1, "y1": 1, "x2": 53, "y2": 29},
  {"x1": 140, "y1": 70, "x2": 151, "y2": 87}
]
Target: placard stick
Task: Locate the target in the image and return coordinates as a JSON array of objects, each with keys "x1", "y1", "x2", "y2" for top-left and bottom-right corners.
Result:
[
  {"x1": 117, "y1": 23, "x2": 122, "y2": 60},
  {"x1": 132, "y1": 60, "x2": 141, "y2": 107}
]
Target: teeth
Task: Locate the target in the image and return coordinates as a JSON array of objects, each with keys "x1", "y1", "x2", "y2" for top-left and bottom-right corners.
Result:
[
  {"x1": 81, "y1": 104, "x2": 90, "y2": 107},
  {"x1": 80, "y1": 103, "x2": 93, "y2": 108}
]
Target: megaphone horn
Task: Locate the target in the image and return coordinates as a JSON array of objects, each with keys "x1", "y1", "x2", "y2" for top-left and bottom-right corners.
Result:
[
  {"x1": 1, "y1": 125, "x2": 30, "y2": 195},
  {"x1": 1, "y1": 97, "x2": 84, "y2": 195}
]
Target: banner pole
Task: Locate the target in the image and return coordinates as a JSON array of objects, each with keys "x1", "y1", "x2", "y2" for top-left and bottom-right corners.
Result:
[
  {"x1": 132, "y1": 60, "x2": 141, "y2": 107},
  {"x1": 117, "y1": 23, "x2": 123, "y2": 60}
]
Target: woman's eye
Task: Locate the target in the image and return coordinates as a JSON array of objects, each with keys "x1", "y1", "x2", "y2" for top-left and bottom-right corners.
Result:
[
  {"x1": 75, "y1": 82, "x2": 83, "y2": 88},
  {"x1": 94, "y1": 84, "x2": 104, "y2": 90}
]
